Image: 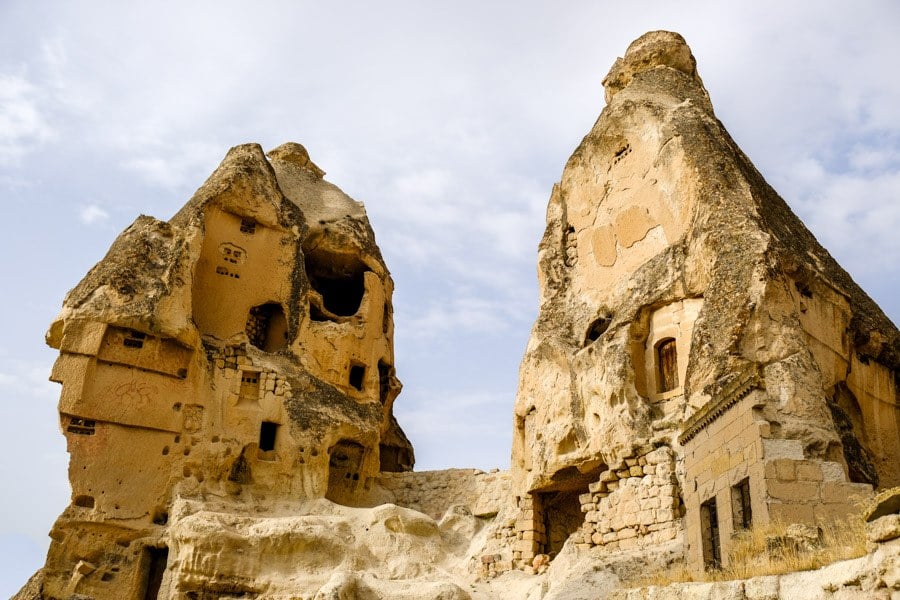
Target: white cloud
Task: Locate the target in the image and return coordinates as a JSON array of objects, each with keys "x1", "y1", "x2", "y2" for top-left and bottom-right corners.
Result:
[
  {"x1": 0, "y1": 358, "x2": 58, "y2": 400},
  {"x1": 78, "y1": 204, "x2": 109, "y2": 225},
  {"x1": 0, "y1": 74, "x2": 54, "y2": 165}
]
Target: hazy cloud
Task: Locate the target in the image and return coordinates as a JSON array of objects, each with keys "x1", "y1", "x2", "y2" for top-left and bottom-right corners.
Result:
[
  {"x1": 0, "y1": 74, "x2": 53, "y2": 165},
  {"x1": 78, "y1": 204, "x2": 109, "y2": 225}
]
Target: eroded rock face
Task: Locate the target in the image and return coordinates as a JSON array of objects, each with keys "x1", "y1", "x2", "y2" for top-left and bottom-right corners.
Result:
[
  {"x1": 40, "y1": 142, "x2": 414, "y2": 599},
  {"x1": 19, "y1": 30, "x2": 900, "y2": 600},
  {"x1": 510, "y1": 30, "x2": 900, "y2": 570}
]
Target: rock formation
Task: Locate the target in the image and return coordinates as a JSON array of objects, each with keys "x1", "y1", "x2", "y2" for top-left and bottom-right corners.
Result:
[
  {"x1": 36, "y1": 142, "x2": 422, "y2": 598},
  {"x1": 509, "y1": 30, "x2": 900, "y2": 573},
  {"x1": 15, "y1": 31, "x2": 900, "y2": 600}
]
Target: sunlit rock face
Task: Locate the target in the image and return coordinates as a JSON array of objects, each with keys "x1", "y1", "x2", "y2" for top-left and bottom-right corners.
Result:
[
  {"x1": 510, "y1": 30, "x2": 899, "y2": 569},
  {"x1": 14, "y1": 30, "x2": 900, "y2": 600},
  {"x1": 39, "y1": 142, "x2": 414, "y2": 599}
]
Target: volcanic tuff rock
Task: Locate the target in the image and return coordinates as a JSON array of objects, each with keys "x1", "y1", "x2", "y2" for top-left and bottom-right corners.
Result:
[
  {"x1": 34, "y1": 141, "x2": 424, "y2": 599},
  {"x1": 16, "y1": 30, "x2": 900, "y2": 600},
  {"x1": 509, "y1": 30, "x2": 899, "y2": 573}
]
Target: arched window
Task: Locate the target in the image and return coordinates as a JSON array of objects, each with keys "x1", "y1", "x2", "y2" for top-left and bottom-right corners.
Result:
[{"x1": 656, "y1": 338, "x2": 678, "y2": 393}]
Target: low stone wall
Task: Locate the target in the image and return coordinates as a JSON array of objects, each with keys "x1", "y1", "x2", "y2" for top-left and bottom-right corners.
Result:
[
  {"x1": 573, "y1": 446, "x2": 683, "y2": 551},
  {"x1": 376, "y1": 468, "x2": 511, "y2": 520},
  {"x1": 609, "y1": 540, "x2": 900, "y2": 599}
]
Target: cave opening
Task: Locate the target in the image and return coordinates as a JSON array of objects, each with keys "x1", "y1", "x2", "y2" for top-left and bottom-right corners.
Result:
[
  {"x1": 304, "y1": 246, "x2": 368, "y2": 318},
  {"x1": 246, "y1": 303, "x2": 289, "y2": 352}
]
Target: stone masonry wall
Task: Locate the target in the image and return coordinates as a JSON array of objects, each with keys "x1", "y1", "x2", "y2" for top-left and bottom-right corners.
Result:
[{"x1": 573, "y1": 446, "x2": 683, "y2": 552}]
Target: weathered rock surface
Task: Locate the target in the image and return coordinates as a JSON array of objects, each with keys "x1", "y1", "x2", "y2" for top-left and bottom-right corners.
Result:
[
  {"x1": 35, "y1": 142, "x2": 420, "y2": 599},
  {"x1": 509, "y1": 29, "x2": 899, "y2": 573},
  {"x1": 17, "y1": 30, "x2": 900, "y2": 600}
]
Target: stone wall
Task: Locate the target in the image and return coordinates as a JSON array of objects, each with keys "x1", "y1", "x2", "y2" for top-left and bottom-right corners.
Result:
[
  {"x1": 573, "y1": 446, "x2": 683, "y2": 552},
  {"x1": 376, "y1": 468, "x2": 511, "y2": 520},
  {"x1": 682, "y1": 386, "x2": 873, "y2": 571}
]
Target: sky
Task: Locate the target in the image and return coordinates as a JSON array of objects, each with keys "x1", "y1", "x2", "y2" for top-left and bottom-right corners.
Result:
[{"x1": 1, "y1": 1, "x2": 899, "y2": 594}]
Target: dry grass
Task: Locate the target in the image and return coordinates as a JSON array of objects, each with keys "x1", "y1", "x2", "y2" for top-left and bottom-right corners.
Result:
[{"x1": 625, "y1": 514, "x2": 867, "y2": 588}]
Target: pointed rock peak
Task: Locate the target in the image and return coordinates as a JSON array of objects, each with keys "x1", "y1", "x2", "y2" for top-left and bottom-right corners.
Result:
[
  {"x1": 602, "y1": 30, "x2": 706, "y2": 103},
  {"x1": 267, "y1": 142, "x2": 326, "y2": 179}
]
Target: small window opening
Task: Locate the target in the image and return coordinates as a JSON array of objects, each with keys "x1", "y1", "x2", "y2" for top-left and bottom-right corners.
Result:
[
  {"x1": 564, "y1": 226, "x2": 577, "y2": 267},
  {"x1": 377, "y1": 360, "x2": 393, "y2": 405},
  {"x1": 349, "y1": 363, "x2": 365, "y2": 391},
  {"x1": 240, "y1": 218, "x2": 256, "y2": 234},
  {"x1": 123, "y1": 330, "x2": 146, "y2": 349},
  {"x1": 656, "y1": 338, "x2": 679, "y2": 393},
  {"x1": 304, "y1": 246, "x2": 368, "y2": 317},
  {"x1": 700, "y1": 497, "x2": 721, "y2": 570},
  {"x1": 245, "y1": 303, "x2": 288, "y2": 352},
  {"x1": 613, "y1": 144, "x2": 632, "y2": 164},
  {"x1": 731, "y1": 478, "x2": 752, "y2": 531},
  {"x1": 74, "y1": 495, "x2": 95, "y2": 508},
  {"x1": 382, "y1": 302, "x2": 391, "y2": 334},
  {"x1": 152, "y1": 509, "x2": 169, "y2": 525},
  {"x1": 258, "y1": 421, "x2": 278, "y2": 452},
  {"x1": 239, "y1": 371, "x2": 261, "y2": 406},
  {"x1": 584, "y1": 315, "x2": 611, "y2": 346},
  {"x1": 795, "y1": 281, "x2": 813, "y2": 298},
  {"x1": 67, "y1": 418, "x2": 96, "y2": 435},
  {"x1": 219, "y1": 243, "x2": 246, "y2": 265}
]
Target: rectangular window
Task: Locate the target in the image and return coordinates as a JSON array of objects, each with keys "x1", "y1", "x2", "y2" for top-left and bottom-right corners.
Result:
[
  {"x1": 259, "y1": 421, "x2": 278, "y2": 452},
  {"x1": 700, "y1": 497, "x2": 721, "y2": 570},
  {"x1": 731, "y1": 478, "x2": 752, "y2": 530},
  {"x1": 123, "y1": 330, "x2": 146, "y2": 349},
  {"x1": 238, "y1": 371, "x2": 260, "y2": 406},
  {"x1": 348, "y1": 363, "x2": 365, "y2": 391},
  {"x1": 656, "y1": 338, "x2": 679, "y2": 393},
  {"x1": 67, "y1": 418, "x2": 96, "y2": 436}
]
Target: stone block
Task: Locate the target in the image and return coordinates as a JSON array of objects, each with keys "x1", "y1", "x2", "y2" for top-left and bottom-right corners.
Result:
[
  {"x1": 767, "y1": 480, "x2": 818, "y2": 502},
  {"x1": 821, "y1": 482, "x2": 872, "y2": 504},
  {"x1": 513, "y1": 539, "x2": 539, "y2": 554},
  {"x1": 600, "y1": 470, "x2": 618, "y2": 482},
  {"x1": 579, "y1": 492, "x2": 593, "y2": 505},
  {"x1": 630, "y1": 466, "x2": 644, "y2": 477},
  {"x1": 819, "y1": 461, "x2": 846, "y2": 482},
  {"x1": 762, "y1": 438, "x2": 804, "y2": 460},
  {"x1": 656, "y1": 507, "x2": 676, "y2": 522},
  {"x1": 770, "y1": 459, "x2": 796, "y2": 481},
  {"x1": 589, "y1": 480, "x2": 608, "y2": 493},
  {"x1": 618, "y1": 535, "x2": 638, "y2": 550},
  {"x1": 768, "y1": 501, "x2": 815, "y2": 525}
]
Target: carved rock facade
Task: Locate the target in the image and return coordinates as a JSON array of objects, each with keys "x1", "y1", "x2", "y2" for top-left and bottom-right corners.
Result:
[
  {"x1": 16, "y1": 30, "x2": 900, "y2": 600},
  {"x1": 40, "y1": 142, "x2": 414, "y2": 598},
  {"x1": 510, "y1": 30, "x2": 900, "y2": 573}
]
